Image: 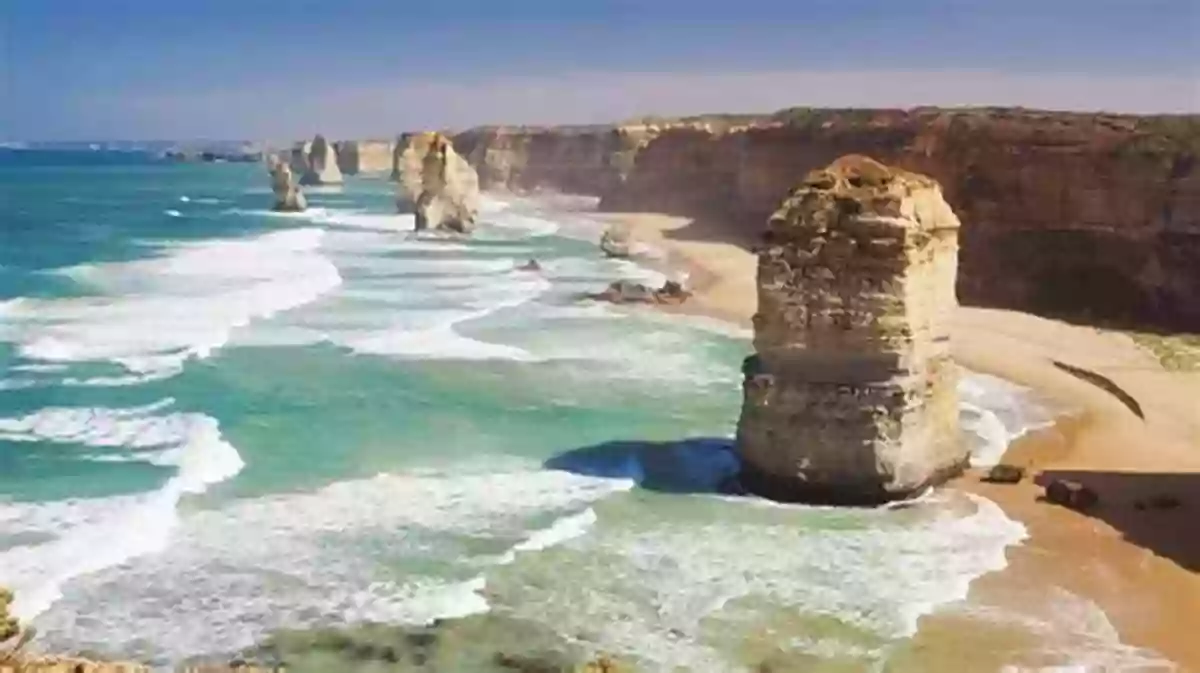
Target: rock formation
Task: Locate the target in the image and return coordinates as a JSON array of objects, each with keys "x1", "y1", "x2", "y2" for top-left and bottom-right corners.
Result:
[
  {"x1": 296, "y1": 134, "x2": 344, "y2": 185},
  {"x1": 451, "y1": 109, "x2": 1200, "y2": 330},
  {"x1": 599, "y1": 225, "x2": 633, "y2": 258},
  {"x1": 393, "y1": 132, "x2": 480, "y2": 233},
  {"x1": 335, "y1": 139, "x2": 394, "y2": 175},
  {"x1": 266, "y1": 156, "x2": 306, "y2": 212},
  {"x1": 735, "y1": 155, "x2": 965, "y2": 505}
]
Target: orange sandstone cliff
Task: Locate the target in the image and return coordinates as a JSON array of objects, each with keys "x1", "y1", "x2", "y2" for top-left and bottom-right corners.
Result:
[{"x1": 451, "y1": 108, "x2": 1200, "y2": 330}]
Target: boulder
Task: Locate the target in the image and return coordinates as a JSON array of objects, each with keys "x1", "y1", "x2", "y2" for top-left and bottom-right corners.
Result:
[
  {"x1": 1044, "y1": 479, "x2": 1099, "y2": 511},
  {"x1": 394, "y1": 132, "x2": 480, "y2": 233},
  {"x1": 736, "y1": 155, "x2": 966, "y2": 505},
  {"x1": 983, "y1": 464, "x2": 1026, "y2": 484},
  {"x1": 267, "y1": 156, "x2": 306, "y2": 212},
  {"x1": 517, "y1": 259, "x2": 543, "y2": 272},
  {"x1": 296, "y1": 134, "x2": 344, "y2": 185}
]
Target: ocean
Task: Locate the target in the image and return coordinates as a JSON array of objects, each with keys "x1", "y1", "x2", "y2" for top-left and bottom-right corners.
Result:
[{"x1": 0, "y1": 150, "x2": 1142, "y2": 671}]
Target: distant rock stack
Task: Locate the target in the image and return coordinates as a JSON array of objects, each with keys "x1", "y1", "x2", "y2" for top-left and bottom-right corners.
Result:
[
  {"x1": 297, "y1": 134, "x2": 344, "y2": 185},
  {"x1": 267, "y1": 155, "x2": 307, "y2": 212},
  {"x1": 736, "y1": 155, "x2": 965, "y2": 505},
  {"x1": 394, "y1": 132, "x2": 481, "y2": 233}
]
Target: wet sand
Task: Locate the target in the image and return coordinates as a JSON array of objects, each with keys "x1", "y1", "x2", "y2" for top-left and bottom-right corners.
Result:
[{"x1": 596, "y1": 210, "x2": 1200, "y2": 671}]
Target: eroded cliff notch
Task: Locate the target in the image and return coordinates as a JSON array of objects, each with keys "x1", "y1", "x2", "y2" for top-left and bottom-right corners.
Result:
[{"x1": 736, "y1": 155, "x2": 965, "y2": 505}]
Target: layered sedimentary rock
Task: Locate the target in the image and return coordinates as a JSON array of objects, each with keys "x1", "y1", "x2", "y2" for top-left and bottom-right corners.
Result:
[
  {"x1": 393, "y1": 132, "x2": 480, "y2": 233},
  {"x1": 334, "y1": 139, "x2": 394, "y2": 175},
  {"x1": 452, "y1": 109, "x2": 1200, "y2": 330},
  {"x1": 295, "y1": 134, "x2": 344, "y2": 185},
  {"x1": 736, "y1": 156, "x2": 965, "y2": 505},
  {"x1": 266, "y1": 155, "x2": 306, "y2": 212}
]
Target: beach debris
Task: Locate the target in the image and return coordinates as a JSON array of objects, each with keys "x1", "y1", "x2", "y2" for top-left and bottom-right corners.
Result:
[
  {"x1": 393, "y1": 132, "x2": 480, "y2": 234},
  {"x1": 599, "y1": 225, "x2": 633, "y2": 258},
  {"x1": 267, "y1": 155, "x2": 307, "y2": 212},
  {"x1": 1045, "y1": 478, "x2": 1099, "y2": 511},
  {"x1": 295, "y1": 134, "x2": 344, "y2": 186},
  {"x1": 983, "y1": 464, "x2": 1026, "y2": 484},
  {"x1": 586, "y1": 279, "x2": 691, "y2": 305},
  {"x1": 736, "y1": 155, "x2": 965, "y2": 505},
  {"x1": 517, "y1": 258, "x2": 542, "y2": 272}
]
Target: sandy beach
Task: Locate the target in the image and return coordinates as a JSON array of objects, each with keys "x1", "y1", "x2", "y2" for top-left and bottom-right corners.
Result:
[{"x1": 597, "y1": 210, "x2": 1200, "y2": 671}]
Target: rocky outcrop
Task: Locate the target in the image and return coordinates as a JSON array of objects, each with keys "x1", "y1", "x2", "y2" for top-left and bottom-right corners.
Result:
[
  {"x1": 295, "y1": 134, "x2": 344, "y2": 185},
  {"x1": 736, "y1": 156, "x2": 965, "y2": 505},
  {"x1": 452, "y1": 109, "x2": 1200, "y2": 331},
  {"x1": 266, "y1": 156, "x2": 306, "y2": 212},
  {"x1": 599, "y1": 225, "x2": 633, "y2": 258},
  {"x1": 393, "y1": 132, "x2": 480, "y2": 233},
  {"x1": 586, "y1": 279, "x2": 690, "y2": 305},
  {"x1": 335, "y1": 140, "x2": 394, "y2": 175}
]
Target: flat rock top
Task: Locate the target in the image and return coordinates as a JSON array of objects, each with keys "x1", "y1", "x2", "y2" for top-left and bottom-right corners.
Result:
[{"x1": 802, "y1": 154, "x2": 937, "y2": 194}]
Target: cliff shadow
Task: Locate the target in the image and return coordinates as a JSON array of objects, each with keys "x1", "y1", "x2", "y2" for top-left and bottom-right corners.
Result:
[
  {"x1": 1034, "y1": 469, "x2": 1200, "y2": 572},
  {"x1": 543, "y1": 437, "x2": 746, "y2": 496}
]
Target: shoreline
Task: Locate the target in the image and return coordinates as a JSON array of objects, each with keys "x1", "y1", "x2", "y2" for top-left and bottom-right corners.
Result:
[{"x1": 593, "y1": 208, "x2": 1200, "y2": 670}]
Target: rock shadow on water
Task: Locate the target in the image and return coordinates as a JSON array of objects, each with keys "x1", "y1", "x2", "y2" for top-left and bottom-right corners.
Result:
[{"x1": 543, "y1": 437, "x2": 747, "y2": 496}]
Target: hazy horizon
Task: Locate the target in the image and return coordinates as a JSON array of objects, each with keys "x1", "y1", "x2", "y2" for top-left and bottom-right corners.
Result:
[{"x1": 4, "y1": 0, "x2": 1197, "y2": 141}]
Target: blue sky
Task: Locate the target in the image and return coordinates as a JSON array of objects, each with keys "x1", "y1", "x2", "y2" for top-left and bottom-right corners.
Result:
[{"x1": 2, "y1": 0, "x2": 1197, "y2": 139}]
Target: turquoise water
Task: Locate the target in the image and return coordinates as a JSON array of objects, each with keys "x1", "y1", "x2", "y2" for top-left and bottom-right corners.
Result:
[{"x1": 1, "y1": 150, "x2": 1105, "y2": 671}]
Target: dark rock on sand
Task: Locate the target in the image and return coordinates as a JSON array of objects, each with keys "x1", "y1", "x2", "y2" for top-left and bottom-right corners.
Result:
[
  {"x1": 586, "y1": 280, "x2": 691, "y2": 305},
  {"x1": 983, "y1": 464, "x2": 1026, "y2": 484},
  {"x1": 1045, "y1": 478, "x2": 1100, "y2": 511}
]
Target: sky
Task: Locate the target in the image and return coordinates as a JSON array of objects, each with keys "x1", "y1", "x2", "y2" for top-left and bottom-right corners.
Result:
[{"x1": 1, "y1": 0, "x2": 1197, "y2": 140}]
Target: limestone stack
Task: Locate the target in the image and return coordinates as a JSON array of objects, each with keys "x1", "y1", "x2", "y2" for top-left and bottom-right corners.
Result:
[
  {"x1": 267, "y1": 155, "x2": 306, "y2": 212},
  {"x1": 736, "y1": 155, "x2": 964, "y2": 505},
  {"x1": 394, "y1": 132, "x2": 480, "y2": 233},
  {"x1": 296, "y1": 134, "x2": 344, "y2": 185}
]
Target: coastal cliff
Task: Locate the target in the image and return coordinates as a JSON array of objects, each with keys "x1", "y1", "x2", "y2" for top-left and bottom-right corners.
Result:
[
  {"x1": 737, "y1": 156, "x2": 965, "y2": 504},
  {"x1": 451, "y1": 109, "x2": 1200, "y2": 330}
]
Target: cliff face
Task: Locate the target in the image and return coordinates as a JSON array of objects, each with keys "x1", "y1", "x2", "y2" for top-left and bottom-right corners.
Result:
[
  {"x1": 334, "y1": 140, "x2": 394, "y2": 175},
  {"x1": 737, "y1": 156, "x2": 964, "y2": 504},
  {"x1": 453, "y1": 124, "x2": 657, "y2": 194},
  {"x1": 453, "y1": 110, "x2": 1200, "y2": 330}
]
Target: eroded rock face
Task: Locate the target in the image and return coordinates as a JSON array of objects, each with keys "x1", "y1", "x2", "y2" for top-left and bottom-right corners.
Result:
[
  {"x1": 451, "y1": 109, "x2": 1200, "y2": 330},
  {"x1": 394, "y1": 132, "x2": 480, "y2": 233},
  {"x1": 736, "y1": 155, "x2": 965, "y2": 505},
  {"x1": 267, "y1": 156, "x2": 306, "y2": 212},
  {"x1": 296, "y1": 134, "x2": 344, "y2": 185}
]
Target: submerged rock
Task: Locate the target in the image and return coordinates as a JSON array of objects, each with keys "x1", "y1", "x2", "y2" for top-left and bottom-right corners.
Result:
[
  {"x1": 237, "y1": 614, "x2": 631, "y2": 672},
  {"x1": 736, "y1": 155, "x2": 966, "y2": 505},
  {"x1": 517, "y1": 259, "x2": 543, "y2": 272},
  {"x1": 296, "y1": 134, "x2": 344, "y2": 186},
  {"x1": 267, "y1": 156, "x2": 307, "y2": 212},
  {"x1": 393, "y1": 132, "x2": 480, "y2": 233}
]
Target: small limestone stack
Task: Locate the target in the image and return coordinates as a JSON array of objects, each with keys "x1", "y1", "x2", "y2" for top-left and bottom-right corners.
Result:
[
  {"x1": 267, "y1": 155, "x2": 306, "y2": 212},
  {"x1": 736, "y1": 155, "x2": 964, "y2": 505},
  {"x1": 394, "y1": 132, "x2": 480, "y2": 233},
  {"x1": 297, "y1": 134, "x2": 344, "y2": 185}
]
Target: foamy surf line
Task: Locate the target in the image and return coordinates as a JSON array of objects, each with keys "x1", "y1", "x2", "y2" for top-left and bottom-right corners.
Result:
[
  {"x1": 0, "y1": 228, "x2": 342, "y2": 381},
  {"x1": 0, "y1": 399, "x2": 244, "y2": 619}
]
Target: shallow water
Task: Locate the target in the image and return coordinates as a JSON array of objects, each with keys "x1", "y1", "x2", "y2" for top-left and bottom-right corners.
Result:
[{"x1": 0, "y1": 150, "x2": 1156, "y2": 671}]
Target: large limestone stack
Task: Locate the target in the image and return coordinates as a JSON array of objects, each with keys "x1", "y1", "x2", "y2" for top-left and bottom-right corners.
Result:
[
  {"x1": 394, "y1": 132, "x2": 480, "y2": 233},
  {"x1": 266, "y1": 155, "x2": 306, "y2": 212},
  {"x1": 296, "y1": 134, "x2": 344, "y2": 185},
  {"x1": 736, "y1": 155, "x2": 964, "y2": 505}
]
